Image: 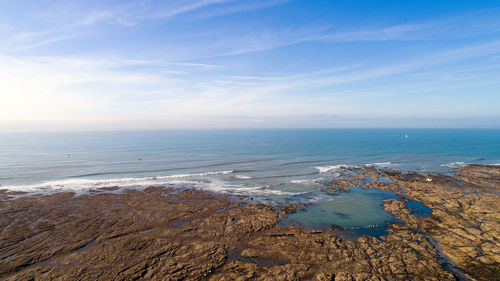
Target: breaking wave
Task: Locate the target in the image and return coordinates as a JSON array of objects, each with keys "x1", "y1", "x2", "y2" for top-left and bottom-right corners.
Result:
[
  {"x1": 315, "y1": 164, "x2": 359, "y2": 173},
  {"x1": 0, "y1": 170, "x2": 233, "y2": 193},
  {"x1": 440, "y1": 162, "x2": 467, "y2": 168},
  {"x1": 289, "y1": 178, "x2": 325, "y2": 184},
  {"x1": 364, "y1": 162, "x2": 397, "y2": 168},
  {"x1": 0, "y1": 170, "x2": 306, "y2": 197},
  {"x1": 290, "y1": 179, "x2": 312, "y2": 184},
  {"x1": 233, "y1": 175, "x2": 252, "y2": 179}
]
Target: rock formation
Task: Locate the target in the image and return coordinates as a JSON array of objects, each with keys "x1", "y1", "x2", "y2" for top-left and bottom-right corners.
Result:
[{"x1": 0, "y1": 165, "x2": 498, "y2": 280}]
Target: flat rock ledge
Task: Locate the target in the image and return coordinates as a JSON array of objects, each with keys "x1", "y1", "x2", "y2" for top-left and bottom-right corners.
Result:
[{"x1": 0, "y1": 165, "x2": 499, "y2": 281}]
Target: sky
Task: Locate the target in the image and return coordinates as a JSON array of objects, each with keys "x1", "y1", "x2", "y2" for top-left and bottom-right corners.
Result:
[{"x1": 0, "y1": 0, "x2": 499, "y2": 130}]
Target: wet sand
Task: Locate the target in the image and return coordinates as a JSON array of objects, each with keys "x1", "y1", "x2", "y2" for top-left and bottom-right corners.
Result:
[{"x1": 0, "y1": 165, "x2": 498, "y2": 280}]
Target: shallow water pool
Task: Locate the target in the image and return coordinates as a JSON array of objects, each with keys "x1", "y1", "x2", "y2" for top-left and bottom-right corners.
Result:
[{"x1": 280, "y1": 187, "x2": 399, "y2": 232}]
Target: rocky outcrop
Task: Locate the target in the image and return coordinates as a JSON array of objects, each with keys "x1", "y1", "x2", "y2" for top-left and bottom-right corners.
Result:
[
  {"x1": 212, "y1": 224, "x2": 454, "y2": 280},
  {"x1": 0, "y1": 188, "x2": 278, "y2": 280},
  {"x1": 0, "y1": 164, "x2": 498, "y2": 280},
  {"x1": 337, "y1": 164, "x2": 500, "y2": 281},
  {"x1": 0, "y1": 186, "x2": 454, "y2": 280}
]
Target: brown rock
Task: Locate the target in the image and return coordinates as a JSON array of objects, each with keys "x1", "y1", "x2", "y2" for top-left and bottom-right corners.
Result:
[{"x1": 1, "y1": 164, "x2": 499, "y2": 280}]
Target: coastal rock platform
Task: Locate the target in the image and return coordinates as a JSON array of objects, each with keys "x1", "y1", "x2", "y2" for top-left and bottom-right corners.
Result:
[{"x1": 0, "y1": 165, "x2": 498, "y2": 280}]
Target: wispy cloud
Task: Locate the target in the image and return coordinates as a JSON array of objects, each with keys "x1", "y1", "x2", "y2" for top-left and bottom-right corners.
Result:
[
  {"x1": 185, "y1": 0, "x2": 290, "y2": 20},
  {"x1": 191, "y1": 8, "x2": 500, "y2": 58},
  {"x1": 114, "y1": 59, "x2": 221, "y2": 70},
  {"x1": 3, "y1": 0, "x2": 292, "y2": 53},
  {"x1": 1, "y1": 38, "x2": 499, "y2": 130},
  {"x1": 311, "y1": 23, "x2": 434, "y2": 42},
  {"x1": 5, "y1": 1, "x2": 499, "y2": 56},
  {"x1": 145, "y1": 0, "x2": 235, "y2": 19},
  {"x1": 15, "y1": 33, "x2": 84, "y2": 51},
  {"x1": 0, "y1": 2, "x2": 499, "y2": 129},
  {"x1": 77, "y1": 11, "x2": 114, "y2": 26},
  {"x1": 70, "y1": 0, "x2": 285, "y2": 26}
]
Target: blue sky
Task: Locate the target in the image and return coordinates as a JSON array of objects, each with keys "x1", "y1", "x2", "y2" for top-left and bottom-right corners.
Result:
[{"x1": 0, "y1": 0, "x2": 499, "y2": 130}]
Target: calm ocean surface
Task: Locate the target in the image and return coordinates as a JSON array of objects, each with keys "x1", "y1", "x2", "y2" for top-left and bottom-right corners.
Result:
[{"x1": 1, "y1": 129, "x2": 499, "y2": 231}]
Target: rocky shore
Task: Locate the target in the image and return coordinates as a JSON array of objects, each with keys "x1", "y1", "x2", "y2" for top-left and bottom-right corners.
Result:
[
  {"x1": 0, "y1": 165, "x2": 498, "y2": 280},
  {"x1": 330, "y1": 164, "x2": 500, "y2": 281}
]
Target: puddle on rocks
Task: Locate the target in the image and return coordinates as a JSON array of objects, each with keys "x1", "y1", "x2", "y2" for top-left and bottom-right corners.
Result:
[
  {"x1": 279, "y1": 187, "x2": 400, "y2": 238},
  {"x1": 406, "y1": 200, "x2": 432, "y2": 217},
  {"x1": 227, "y1": 249, "x2": 288, "y2": 267},
  {"x1": 279, "y1": 185, "x2": 434, "y2": 238}
]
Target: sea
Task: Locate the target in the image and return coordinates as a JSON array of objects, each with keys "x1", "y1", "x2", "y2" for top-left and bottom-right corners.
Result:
[{"x1": 1, "y1": 129, "x2": 499, "y2": 234}]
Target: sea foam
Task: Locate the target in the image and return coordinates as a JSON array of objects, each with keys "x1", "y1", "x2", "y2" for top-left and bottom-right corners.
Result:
[
  {"x1": 0, "y1": 170, "x2": 305, "y2": 197},
  {"x1": 233, "y1": 175, "x2": 252, "y2": 179},
  {"x1": 315, "y1": 164, "x2": 359, "y2": 173},
  {"x1": 0, "y1": 170, "x2": 233, "y2": 193},
  {"x1": 290, "y1": 179, "x2": 311, "y2": 184},
  {"x1": 364, "y1": 162, "x2": 397, "y2": 168},
  {"x1": 440, "y1": 162, "x2": 467, "y2": 168}
]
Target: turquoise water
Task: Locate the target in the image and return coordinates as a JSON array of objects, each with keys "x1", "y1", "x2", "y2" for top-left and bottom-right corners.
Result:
[
  {"x1": 280, "y1": 187, "x2": 398, "y2": 228},
  {"x1": 0, "y1": 129, "x2": 499, "y2": 232},
  {"x1": 406, "y1": 200, "x2": 433, "y2": 217}
]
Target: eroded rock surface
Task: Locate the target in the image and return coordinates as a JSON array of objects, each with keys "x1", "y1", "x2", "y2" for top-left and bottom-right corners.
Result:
[
  {"x1": 336, "y1": 165, "x2": 500, "y2": 281},
  {"x1": 0, "y1": 164, "x2": 498, "y2": 280},
  {"x1": 0, "y1": 188, "x2": 278, "y2": 280}
]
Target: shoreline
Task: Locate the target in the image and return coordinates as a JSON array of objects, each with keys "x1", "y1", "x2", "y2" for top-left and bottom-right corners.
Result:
[{"x1": 0, "y1": 165, "x2": 498, "y2": 280}]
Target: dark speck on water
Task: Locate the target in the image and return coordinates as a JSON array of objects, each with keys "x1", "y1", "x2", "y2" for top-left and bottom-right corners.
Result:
[{"x1": 332, "y1": 211, "x2": 351, "y2": 219}]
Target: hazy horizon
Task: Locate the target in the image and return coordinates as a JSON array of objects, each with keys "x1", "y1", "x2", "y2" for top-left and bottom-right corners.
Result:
[{"x1": 1, "y1": 1, "x2": 500, "y2": 130}]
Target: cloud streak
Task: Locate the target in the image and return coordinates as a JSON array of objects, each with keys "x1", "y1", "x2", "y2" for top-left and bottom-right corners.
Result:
[
  {"x1": 0, "y1": 2, "x2": 499, "y2": 129},
  {"x1": 2, "y1": 37, "x2": 498, "y2": 129}
]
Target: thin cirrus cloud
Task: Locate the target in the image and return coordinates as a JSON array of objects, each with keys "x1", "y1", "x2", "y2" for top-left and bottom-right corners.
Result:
[
  {"x1": 2, "y1": 39, "x2": 498, "y2": 127},
  {"x1": 0, "y1": 1, "x2": 499, "y2": 130},
  {"x1": 159, "y1": 9, "x2": 500, "y2": 61},
  {"x1": 54, "y1": 0, "x2": 282, "y2": 27}
]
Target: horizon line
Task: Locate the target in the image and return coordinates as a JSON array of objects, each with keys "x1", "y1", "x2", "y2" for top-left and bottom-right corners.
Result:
[{"x1": 1, "y1": 127, "x2": 500, "y2": 133}]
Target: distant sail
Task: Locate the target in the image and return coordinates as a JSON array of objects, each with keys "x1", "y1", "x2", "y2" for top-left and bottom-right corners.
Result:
[{"x1": 405, "y1": 133, "x2": 408, "y2": 139}]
